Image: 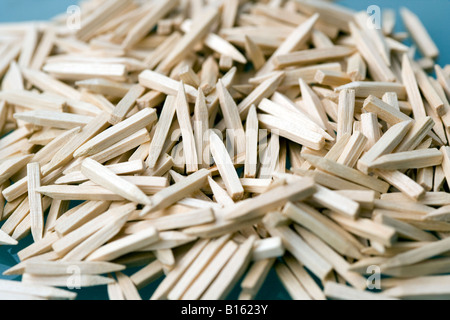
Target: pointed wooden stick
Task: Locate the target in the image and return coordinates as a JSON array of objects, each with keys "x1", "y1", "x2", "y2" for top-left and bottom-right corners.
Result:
[
  {"x1": 369, "y1": 148, "x2": 443, "y2": 170},
  {"x1": 400, "y1": 7, "x2": 439, "y2": 58},
  {"x1": 303, "y1": 154, "x2": 389, "y2": 193},
  {"x1": 81, "y1": 158, "x2": 151, "y2": 205},
  {"x1": 256, "y1": 13, "x2": 319, "y2": 76},
  {"x1": 27, "y1": 163, "x2": 44, "y2": 242}
]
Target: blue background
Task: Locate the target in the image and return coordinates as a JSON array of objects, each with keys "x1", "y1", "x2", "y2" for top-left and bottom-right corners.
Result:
[{"x1": 0, "y1": 0, "x2": 448, "y2": 300}]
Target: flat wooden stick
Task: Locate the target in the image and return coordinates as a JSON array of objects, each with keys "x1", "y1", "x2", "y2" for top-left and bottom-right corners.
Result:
[
  {"x1": 400, "y1": 7, "x2": 439, "y2": 58},
  {"x1": 201, "y1": 236, "x2": 256, "y2": 300},
  {"x1": 158, "y1": 7, "x2": 219, "y2": 73},
  {"x1": 295, "y1": 226, "x2": 367, "y2": 290},
  {"x1": 381, "y1": 237, "x2": 450, "y2": 270},
  {"x1": 27, "y1": 163, "x2": 44, "y2": 242},
  {"x1": 274, "y1": 262, "x2": 311, "y2": 300},
  {"x1": 363, "y1": 95, "x2": 412, "y2": 125},
  {"x1": 74, "y1": 108, "x2": 156, "y2": 158},
  {"x1": 337, "y1": 89, "x2": 355, "y2": 141},
  {"x1": 357, "y1": 120, "x2": 413, "y2": 174},
  {"x1": 176, "y1": 81, "x2": 198, "y2": 173},
  {"x1": 81, "y1": 158, "x2": 151, "y2": 205},
  {"x1": 325, "y1": 282, "x2": 396, "y2": 300},
  {"x1": 402, "y1": 54, "x2": 427, "y2": 119},
  {"x1": 369, "y1": 148, "x2": 443, "y2": 170},
  {"x1": 209, "y1": 131, "x2": 244, "y2": 201},
  {"x1": 266, "y1": 225, "x2": 332, "y2": 281},
  {"x1": 122, "y1": 0, "x2": 179, "y2": 49},
  {"x1": 147, "y1": 169, "x2": 211, "y2": 213},
  {"x1": 256, "y1": 13, "x2": 319, "y2": 76},
  {"x1": 303, "y1": 154, "x2": 389, "y2": 193},
  {"x1": 86, "y1": 226, "x2": 159, "y2": 262},
  {"x1": 0, "y1": 279, "x2": 77, "y2": 300},
  {"x1": 283, "y1": 202, "x2": 361, "y2": 259}
]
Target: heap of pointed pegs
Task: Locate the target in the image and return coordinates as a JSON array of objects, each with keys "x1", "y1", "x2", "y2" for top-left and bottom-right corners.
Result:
[{"x1": 1, "y1": 0, "x2": 450, "y2": 301}]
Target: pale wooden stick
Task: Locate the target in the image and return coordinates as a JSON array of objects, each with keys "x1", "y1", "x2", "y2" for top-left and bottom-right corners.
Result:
[
  {"x1": 22, "y1": 261, "x2": 124, "y2": 276},
  {"x1": 55, "y1": 160, "x2": 144, "y2": 185},
  {"x1": 349, "y1": 22, "x2": 396, "y2": 82},
  {"x1": 192, "y1": 89, "x2": 210, "y2": 169},
  {"x1": 167, "y1": 235, "x2": 231, "y2": 300},
  {"x1": 201, "y1": 236, "x2": 256, "y2": 300},
  {"x1": 122, "y1": 0, "x2": 178, "y2": 49},
  {"x1": 51, "y1": 204, "x2": 135, "y2": 257},
  {"x1": 256, "y1": 13, "x2": 319, "y2": 76},
  {"x1": 283, "y1": 202, "x2": 361, "y2": 259},
  {"x1": 62, "y1": 207, "x2": 132, "y2": 262},
  {"x1": 14, "y1": 110, "x2": 92, "y2": 130},
  {"x1": 299, "y1": 78, "x2": 335, "y2": 138},
  {"x1": 402, "y1": 54, "x2": 427, "y2": 119},
  {"x1": 315, "y1": 70, "x2": 351, "y2": 87},
  {"x1": 311, "y1": 185, "x2": 360, "y2": 219},
  {"x1": 337, "y1": 132, "x2": 367, "y2": 168},
  {"x1": 224, "y1": 177, "x2": 316, "y2": 222},
  {"x1": 381, "y1": 237, "x2": 450, "y2": 270},
  {"x1": 395, "y1": 116, "x2": 435, "y2": 152},
  {"x1": 303, "y1": 154, "x2": 389, "y2": 193},
  {"x1": 363, "y1": 95, "x2": 412, "y2": 125},
  {"x1": 217, "y1": 80, "x2": 246, "y2": 156},
  {"x1": 139, "y1": 69, "x2": 198, "y2": 103},
  {"x1": 87, "y1": 226, "x2": 159, "y2": 262},
  {"x1": 374, "y1": 214, "x2": 437, "y2": 242},
  {"x1": 274, "y1": 262, "x2": 311, "y2": 300},
  {"x1": 54, "y1": 201, "x2": 111, "y2": 237},
  {"x1": 109, "y1": 85, "x2": 146, "y2": 125},
  {"x1": 147, "y1": 169, "x2": 210, "y2": 213},
  {"x1": 44, "y1": 112, "x2": 111, "y2": 174},
  {"x1": 0, "y1": 154, "x2": 34, "y2": 185},
  {"x1": 244, "y1": 105, "x2": 258, "y2": 178},
  {"x1": 325, "y1": 282, "x2": 396, "y2": 300},
  {"x1": 177, "y1": 240, "x2": 237, "y2": 300},
  {"x1": 239, "y1": 258, "x2": 275, "y2": 299},
  {"x1": 326, "y1": 212, "x2": 396, "y2": 247},
  {"x1": 146, "y1": 96, "x2": 176, "y2": 169},
  {"x1": 336, "y1": 89, "x2": 355, "y2": 141},
  {"x1": 74, "y1": 108, "x2": 156, "y2": 158},
  {"x1": 369, "y1": 148, "x2": 443, "y2": 170},
  {"x1": 158, "y1": 7, "x2": 219, "y2": 73},
  {"x1": 274, "y1": 46, "x2": 355, "y2": 69},
  {"x1": 27, "y1": 163, "x2": 44, "y2": 242},
  {"x1": 0, "y1": 229, "x2": 18, "y2": 246},
  {"x1": 130, "y1": 260, "x2": 163, "y2": 290},
  {"x1": 81, "y1": 158, "x2": 151, "y2": 205},
  {"x1": 295, "y1": 226, "x2": 367, "y2": 290},
  {"x1": 244, "y1": 35, "x2": 266, "y2": 71},
  {"x1": 266, "y1": 225, "x2": 332, "y2": 281},
  {"x1": 252, "y1": 237, "x2": 284, "y2": 261},
  {"x1": 151, "y1": 239, "x2": 209, "y2": 300},
  {"x1": 357, "y1": 120, "x2": 413, "y2": 174},
  {"x1": 0, "y1": 279, "x2": 76, "y2": 300},
  {"x1": 346, "y1": 52, "x2": 366, "y2": 81},
  {"x1": 360, "y1": 112, "x2": 381, "y2": 151},
  {"x1": 400, "y1": 7, "x2": 439, "y2": 58},
  {"x1": 282, "y1": 255, "x2": 325, "y2": 300},
  {"x1": 176, "y1": 81, "x2": 199, "y2": 173},
  {"x1": 209, "y1": 131, "x2": 244, "y2": 201},
  {"x1": 22, "y1": 273, "x2": 114, "y2": 288}
]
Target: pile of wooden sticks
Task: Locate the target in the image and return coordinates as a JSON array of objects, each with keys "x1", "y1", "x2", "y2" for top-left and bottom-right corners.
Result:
[{"x1": 0, "y1": 0, "x2": 450, "y2": 300}]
